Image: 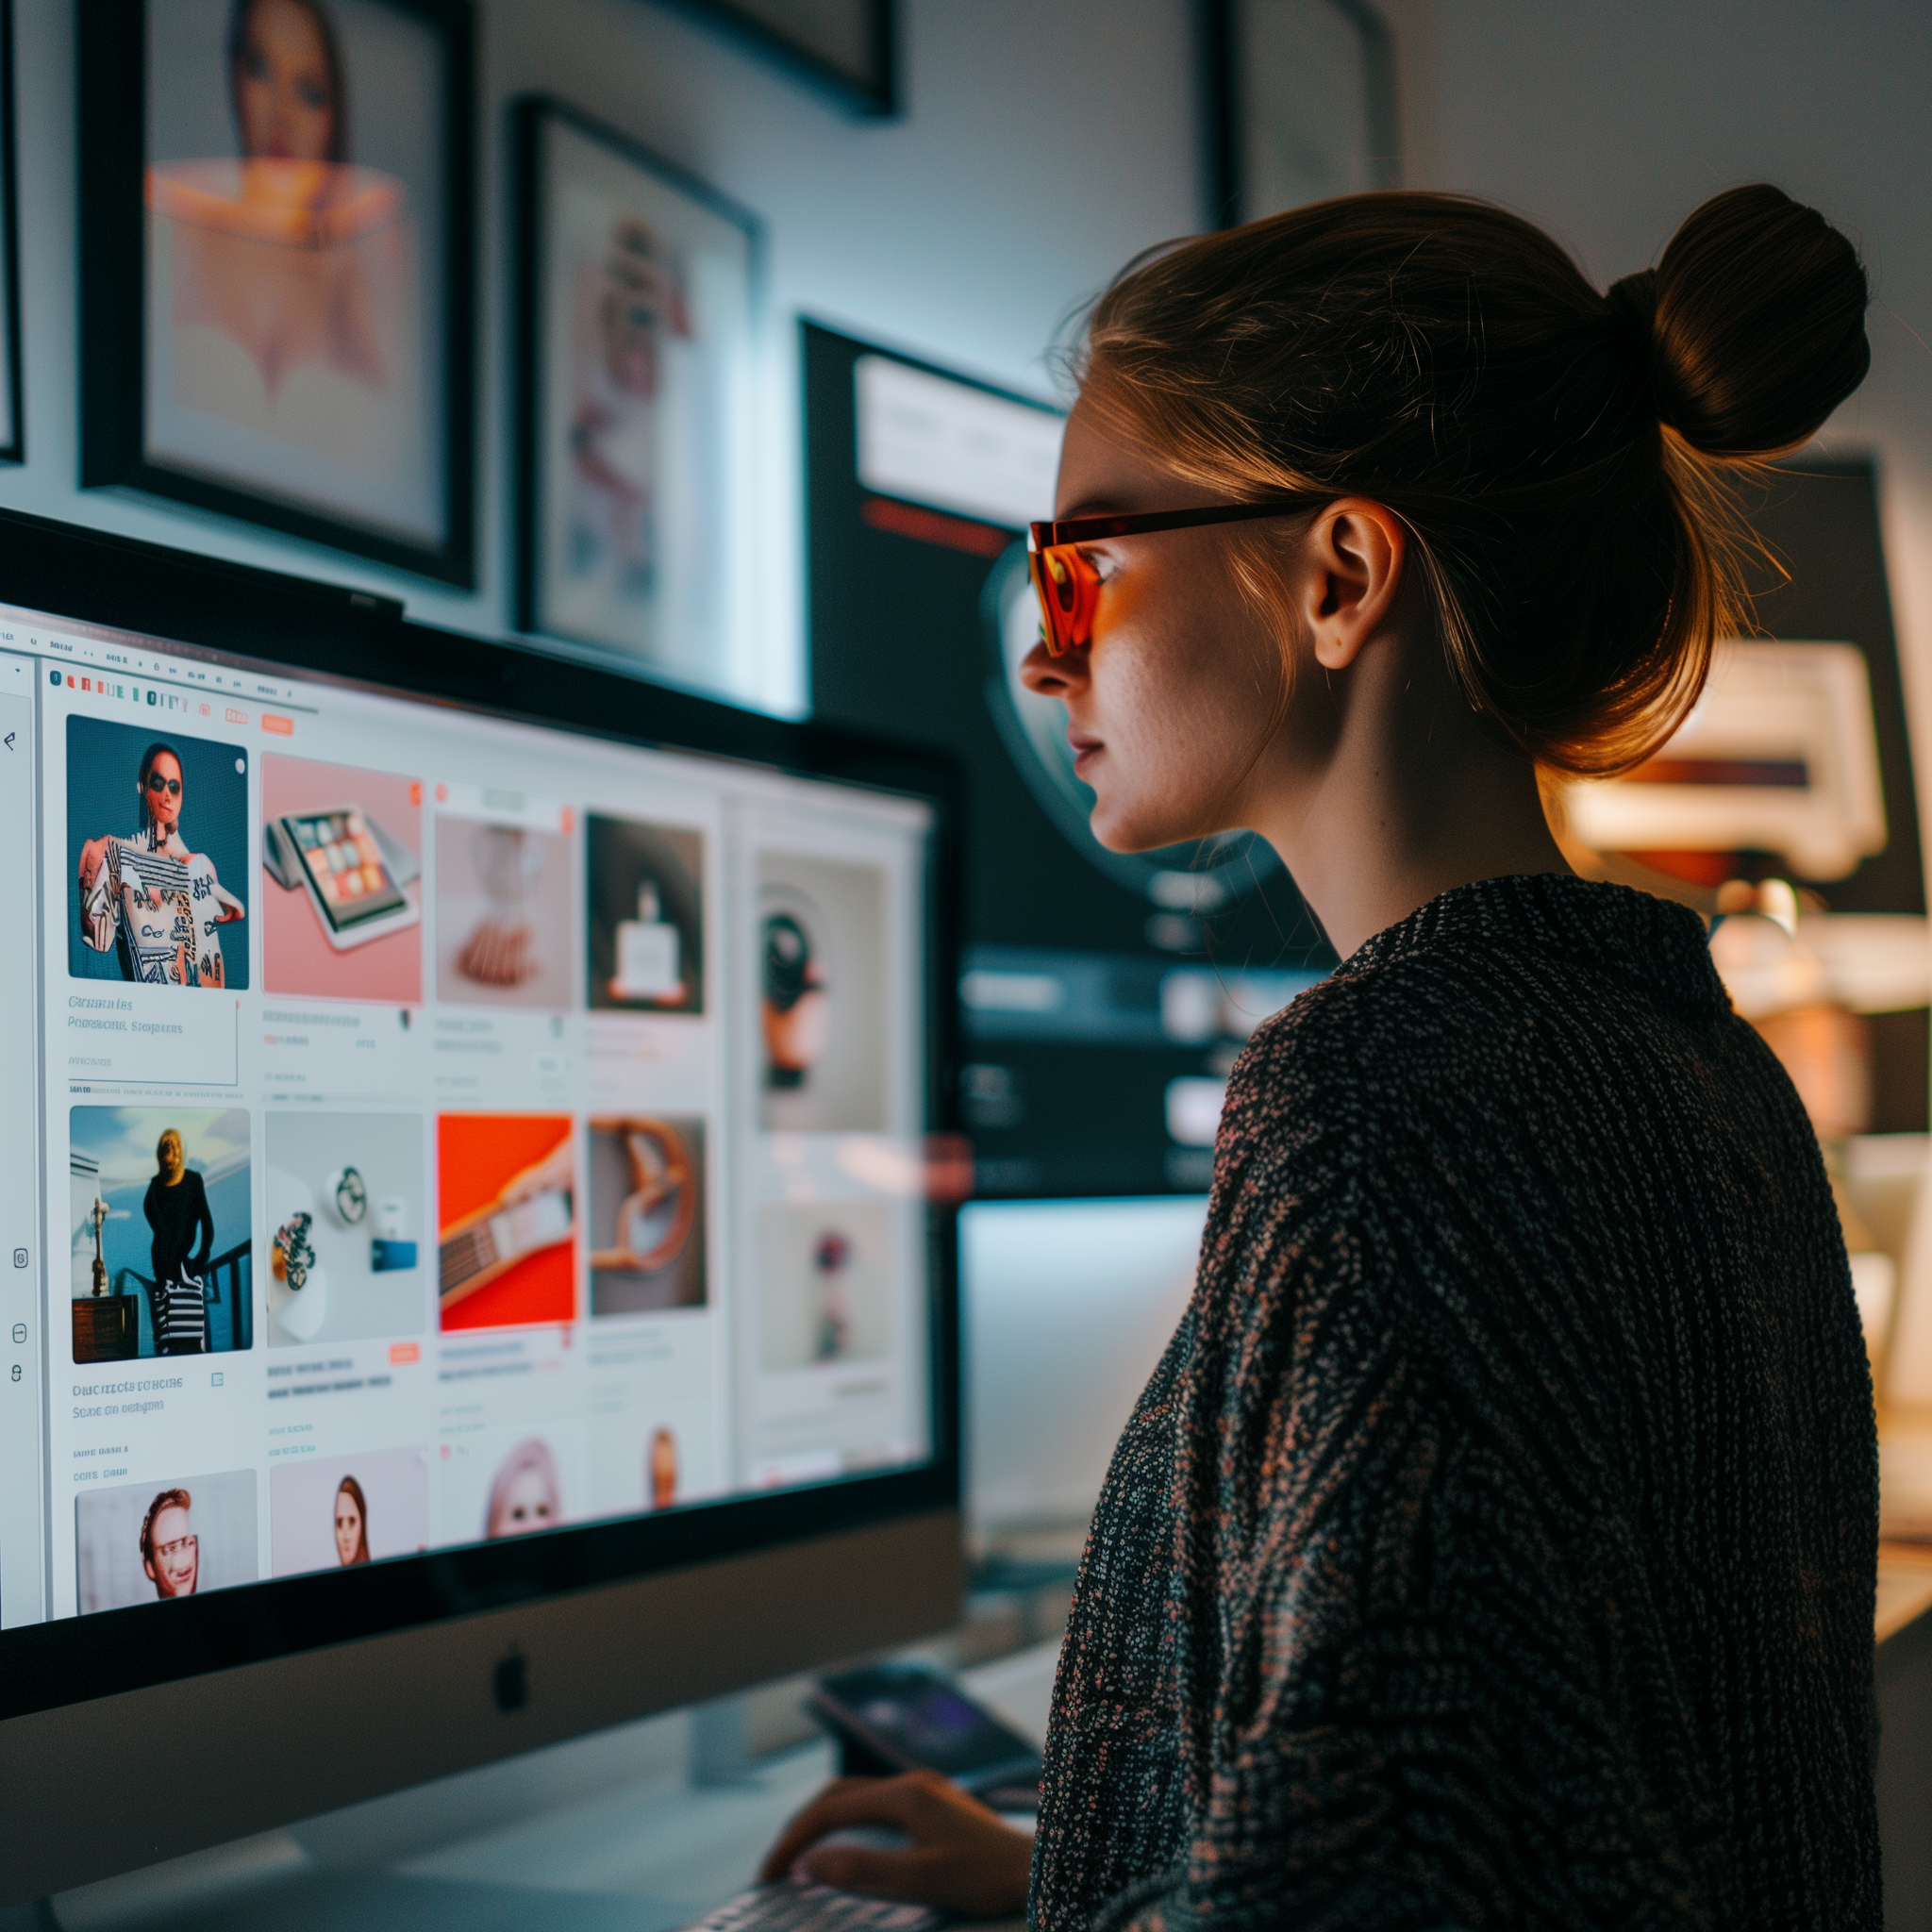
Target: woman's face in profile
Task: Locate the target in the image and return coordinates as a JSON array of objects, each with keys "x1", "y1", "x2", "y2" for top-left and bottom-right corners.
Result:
[
  {"x1": 334, "y1": 1490, "x2": 362, "y2": 1564},
  {"x1": 235, "y1": 0, "x2": 338, "y2": 162},
  {"x1": 489, "y1": 1464, "x2": 558, "y2": 1538},
  {"x1": 1019, "y1": 396, "x2": 1288, "y2": 857}
]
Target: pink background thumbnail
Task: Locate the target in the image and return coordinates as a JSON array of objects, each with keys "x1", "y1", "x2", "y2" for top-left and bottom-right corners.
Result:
[{"x1": 262, "y1": 754, "x2": 424, "y2": 1003}]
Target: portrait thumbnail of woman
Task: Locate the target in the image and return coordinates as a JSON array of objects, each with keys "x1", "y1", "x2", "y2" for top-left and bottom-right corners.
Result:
[
  {"x1": 484, "y1": 1438, "x2": 563, "y2": 1540},
  {"x1": 76, "y1": 739, "x2": 246, "y2": 988},
  {"x1": 334, "y1": 1474, "x2": 371, "y2": 1565}
]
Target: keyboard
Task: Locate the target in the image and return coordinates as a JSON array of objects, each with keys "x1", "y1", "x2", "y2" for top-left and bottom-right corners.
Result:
[{"x1": 682, "y1": 1881, "x2": 941, "y2": 1932}]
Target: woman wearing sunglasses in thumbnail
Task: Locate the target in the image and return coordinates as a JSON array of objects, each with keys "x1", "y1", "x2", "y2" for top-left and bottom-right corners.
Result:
[
  {"x1": 77, "y1": 741, "x2": 245, "y2": 987},
  {"x1": 765, "y1": 188, "x2": 1878, "y2": 1927}
]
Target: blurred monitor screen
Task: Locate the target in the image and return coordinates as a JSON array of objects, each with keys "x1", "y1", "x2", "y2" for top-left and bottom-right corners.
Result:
[{"x1": 1, "y1": 583, "x2": 945, "y2": 1632}]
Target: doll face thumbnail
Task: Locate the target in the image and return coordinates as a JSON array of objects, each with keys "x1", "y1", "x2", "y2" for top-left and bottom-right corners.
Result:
[{"x1": 485, "y1": 1437, "x2": 562, "y2": 1538}]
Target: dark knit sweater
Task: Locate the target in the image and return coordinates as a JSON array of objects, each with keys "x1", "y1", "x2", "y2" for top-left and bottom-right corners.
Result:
[{"x1": 1030, "y1": 874, "x2": 1878, "y2": 1932}]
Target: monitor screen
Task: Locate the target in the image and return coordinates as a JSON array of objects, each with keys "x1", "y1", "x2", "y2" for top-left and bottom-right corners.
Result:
[{"x1": 0, "y1": 575, "x2": 950, "y2": 1641}]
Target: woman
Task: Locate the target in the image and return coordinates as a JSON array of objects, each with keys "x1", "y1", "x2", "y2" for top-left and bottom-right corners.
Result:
[
  {"x1": 143, "y1": 1129, "x2": 215, "y2": 1356},
  {"x1": 764, "y1": 185, "x2": 1879, "y2": 1927},
  {"x1": 77, "y1": 741, "x2": 245, "y2": 987},
  {"x1": 334, "y1": 1475, "x2": 371, "y2": 1566},
  {"x1": 150, "y1": 0, "x2": 399, "y2": 408}
]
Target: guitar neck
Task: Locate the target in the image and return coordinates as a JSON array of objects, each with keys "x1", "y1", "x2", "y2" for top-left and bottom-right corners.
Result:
[{"x1": 440, "y1": 1187, "x2": 574, "y2": 1307}]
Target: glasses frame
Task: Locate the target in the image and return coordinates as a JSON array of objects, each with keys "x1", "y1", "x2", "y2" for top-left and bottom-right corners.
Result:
[{"x1": 1025, "y1": 494, "x2": 1329, "y2": 655}]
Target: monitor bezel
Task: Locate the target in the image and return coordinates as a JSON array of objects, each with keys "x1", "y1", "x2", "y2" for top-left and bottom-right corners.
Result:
[{"x1": 0, "y1": 507, "x2": 965, "y2": 1726}]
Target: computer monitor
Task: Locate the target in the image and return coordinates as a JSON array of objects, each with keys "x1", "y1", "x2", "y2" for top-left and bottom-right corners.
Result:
[{"x1": 0, "y1": 511, "x2": 964, "y2": 1907}]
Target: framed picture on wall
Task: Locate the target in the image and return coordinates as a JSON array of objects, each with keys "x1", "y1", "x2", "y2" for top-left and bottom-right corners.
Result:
[
  {"x1": 0, "y1": 0, "x2": 24, "y2": 464},
  {"x1": 513, "y1": 97, "x2": 762, "y2": 701},
  {"x1": 661, "y1": 1, "x2": 894, "y2": 117},
  {"x1": 77, "y1": 0, "x2": 475, "y2": 585},
  {"x1": 1207, "y1": 0, "x2": 1401, "y2": 227}
]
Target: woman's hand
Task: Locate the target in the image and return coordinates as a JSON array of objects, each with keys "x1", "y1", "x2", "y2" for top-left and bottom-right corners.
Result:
[{"x1": 758, "y1": 1771, "x2": 1034, "y2": 1918}]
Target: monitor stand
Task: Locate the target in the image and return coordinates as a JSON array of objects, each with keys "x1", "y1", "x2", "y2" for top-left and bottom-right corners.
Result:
[{"x1": 42, "y1": 1874, "x2": 703, "y2": 1932}]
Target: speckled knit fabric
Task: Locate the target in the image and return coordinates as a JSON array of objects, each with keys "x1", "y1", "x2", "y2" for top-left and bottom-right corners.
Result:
[{"x1": 1029, "y1": 874, "x2": 1879, "y2": 1932}]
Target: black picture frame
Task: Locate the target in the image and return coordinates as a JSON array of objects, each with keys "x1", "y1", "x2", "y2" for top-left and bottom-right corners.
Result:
[
  {"x1": 1205, "y1": 0, "x2": 1400, "y2": 229},
  {"x1": 511, "y1": 93, "x2": 763, "y2": 694},
  {"x1": 658, "y1": 0, "x2": 895, "y2": 117},
  {"x1": 76, "y1": 0, "x2": 476, "y2": 586},
  {"x1": 0, "y1": 0, "x2": 22, "y2": 464}
]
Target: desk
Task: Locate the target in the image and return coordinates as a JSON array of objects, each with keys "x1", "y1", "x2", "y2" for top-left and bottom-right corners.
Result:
[
  {"x1": 44, "y1": 1642, "x2": 1058, "y2": 1932},
  {"x1": 39, "y1": 1592, "x2": 1932, "y2": 1932}
]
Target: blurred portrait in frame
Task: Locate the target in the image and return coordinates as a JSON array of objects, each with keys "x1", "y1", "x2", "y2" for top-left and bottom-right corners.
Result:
[
  {"x1": 79, "y1": 0, "x2": 475, "y2": 582},
  {"x1": 514, "y1": 97, "x2": 761, "y2": 704}
]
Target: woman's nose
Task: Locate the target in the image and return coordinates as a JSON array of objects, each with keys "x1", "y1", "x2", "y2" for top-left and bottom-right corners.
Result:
[{"x1": 1018, "y1": 636, "x2": 1090, "y2": 697}]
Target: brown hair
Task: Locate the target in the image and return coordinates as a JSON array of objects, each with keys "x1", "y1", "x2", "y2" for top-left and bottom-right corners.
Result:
[
  {"x1": 140, "y1": 1487, "x2": 192, "y2": 1566},
  {"x1": 335, "y1": 1475, "x2": 371, "y2": 1564},
  {"x1": 1074, "y1": 186, "x2": 1870, "y2": 775}
]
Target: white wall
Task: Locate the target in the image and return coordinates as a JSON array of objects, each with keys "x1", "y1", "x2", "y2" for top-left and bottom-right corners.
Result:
[
  {"x1": 4, "y1": 0, "x2": 1204, "y2": 709},
  {"x1": 15, "y1": 1, "x2": 1923, "y2": 721}
]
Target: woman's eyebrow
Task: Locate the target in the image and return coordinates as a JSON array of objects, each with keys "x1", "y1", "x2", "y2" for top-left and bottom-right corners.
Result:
[{"x1": 1056, "y1": 497, "x2": 1123, "y2": 522}]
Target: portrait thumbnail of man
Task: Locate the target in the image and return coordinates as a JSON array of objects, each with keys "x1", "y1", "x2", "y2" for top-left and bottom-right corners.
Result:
[
  {"x1": 140, "y1": 1487, "x2": 200, "y2": 1598},
  {"x1": 75, "y1": 1469, "x2": 258, "y2": 1613}
]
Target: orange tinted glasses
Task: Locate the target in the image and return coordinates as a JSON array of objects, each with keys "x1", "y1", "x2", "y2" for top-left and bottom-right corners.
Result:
[{"x1": 1026, "y1": 495, "x2": 1330, "y2": 655}]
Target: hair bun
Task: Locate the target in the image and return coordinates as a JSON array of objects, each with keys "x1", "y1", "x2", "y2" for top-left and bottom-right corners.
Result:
[{"x1": 1638, "y1": 183, "x2": 1869, "y2": 459}]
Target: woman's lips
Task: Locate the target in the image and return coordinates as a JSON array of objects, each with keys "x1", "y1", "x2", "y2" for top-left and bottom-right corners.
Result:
[{"x1": 1068, "y1": 731, "x2": 1102, "y2": 776}]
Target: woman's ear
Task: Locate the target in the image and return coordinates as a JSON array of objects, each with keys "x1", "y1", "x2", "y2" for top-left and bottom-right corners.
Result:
[{"x1": 1300, "y1": 498, "x2": 1407, "y2": 671}]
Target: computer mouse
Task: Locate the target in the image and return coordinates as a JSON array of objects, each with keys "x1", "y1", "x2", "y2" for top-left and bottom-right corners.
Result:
[{"x1": 812, "y1": 1826, "x2": 911, "y2": 1855}]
